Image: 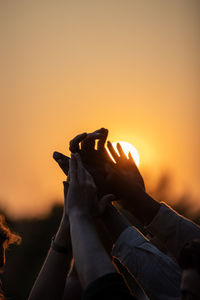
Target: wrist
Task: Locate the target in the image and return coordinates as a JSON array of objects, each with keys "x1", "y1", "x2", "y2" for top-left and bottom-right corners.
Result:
[
  {"x1": 54, "y1": 214, "x2": 71, "y2": 249},
  {"x1": 51, "y1": 235, "x2": 72, "y2": 254}
]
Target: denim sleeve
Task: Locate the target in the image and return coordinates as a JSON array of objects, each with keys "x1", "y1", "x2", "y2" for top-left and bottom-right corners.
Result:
[
  {"x1": 146, "y1": 203, "x2": 200, "y2": 261},
  {"x1": 112, "y1": 226, "x2": 181, "y2": 300}
]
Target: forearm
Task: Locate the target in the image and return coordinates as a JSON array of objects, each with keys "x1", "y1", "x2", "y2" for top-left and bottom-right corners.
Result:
[
  {"x1": 69, "y1": 211, "x2": 116, "y2": 289},
  {"x1": 29, "y1": 215, "x2": 72, "y2": 300},
  {"x1": 120, "y1": 186, "x2": 161, "y2": 226},
  {"x1": 63, "y1": 260, "x2": 83, "y2": 300},
  {"x1": 133, "y1": 190, "x2": 161, "y2": 225},
  {"x1": 102, "y1": 204, "x2": 130, "y2": 244}
]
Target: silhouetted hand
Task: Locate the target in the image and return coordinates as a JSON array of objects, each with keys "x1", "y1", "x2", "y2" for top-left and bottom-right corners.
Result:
[
  {"x1": 53, "y1": 151, "x2": 70, "y2": 176},
  {"x1": 107, "y1": 141, "x2": 145, "y2": 190},
  {"x1": 66, "y1": 153, "x2": 114, "y2": 217},
  {"x1": 106, "y1": 141, "x2": 160, "y2": 224},
  {"x1": 54, "y1": 128, "x2": 113, "y2": 197}
]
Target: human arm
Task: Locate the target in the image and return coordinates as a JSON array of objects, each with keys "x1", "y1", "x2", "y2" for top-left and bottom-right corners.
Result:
[
  {"x1": 67, "y1": 153, "x2": 116, "y2": 288},
  {"x1": 28, "y1": 176, "x2": 81, "y2": 300},
  {"x1": 106, "y1": 141, "x2": 161, "y2": 225},
  {"x1": 106, "y1": 143, "x2": 200, "y2": 262},
  {"x1": 28, "y1": 212, "x2": 72, "y2": 300},
  {"x1": 62, "y1": 260, "x2": 83, "y2": 300},
  {"x1": 67, "y1": 153, "x2": 135, "y2": 299}
]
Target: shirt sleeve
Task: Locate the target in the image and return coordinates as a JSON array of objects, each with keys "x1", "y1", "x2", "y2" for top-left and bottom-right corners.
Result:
[
  {"x1": 146, "y1": 202, "x2": 200, "y2": 261},
  {"x1": 82, "y1": 272, "x2": 136, "y2": 300},
  {"x1": 112, "y1": 226, "x2": 181, "y2": 300}
]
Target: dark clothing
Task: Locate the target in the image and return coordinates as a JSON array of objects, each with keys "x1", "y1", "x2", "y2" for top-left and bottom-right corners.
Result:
[{"x1": 82, "y1": 272, "x2": 136, "y2": 300}]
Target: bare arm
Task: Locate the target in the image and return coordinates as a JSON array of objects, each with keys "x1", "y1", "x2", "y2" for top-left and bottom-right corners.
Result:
[
  {"x1": 67, "y1": 154, "x2": 116, "y2": 289},
  {"x1": 28, "y1": 215, "x2": 72, "y2": 300},
  {"x1": 62, "y1": 260, "x2": 83, "y2": 300}
]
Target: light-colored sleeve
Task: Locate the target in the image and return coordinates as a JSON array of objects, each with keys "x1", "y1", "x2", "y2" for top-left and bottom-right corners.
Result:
[
  {"x1": 146, "y1": 203, "x2": 200, "y2": 261},
  {"x1": 112, "y1": 226, "x2": 181, "y2": 300}
]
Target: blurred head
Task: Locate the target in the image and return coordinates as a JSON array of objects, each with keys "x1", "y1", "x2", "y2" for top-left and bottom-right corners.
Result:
[
  {"x1": 179, "y1": 239, "x2": 200, "y2": 300},
  {"x1": 0, "y1": 214, "x2": 21, "y2": 300}
]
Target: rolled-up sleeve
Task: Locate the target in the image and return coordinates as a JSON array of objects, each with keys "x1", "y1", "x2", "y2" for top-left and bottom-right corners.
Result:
[
  {"x1": 112, "y1": 226, "x2": 181, "y2": 300},
  {"x1": 146, "y1": 203, "x2": 200, "y2": 261}
]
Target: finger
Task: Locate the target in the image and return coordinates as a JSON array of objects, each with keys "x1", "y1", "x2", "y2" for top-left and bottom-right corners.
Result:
[
  {"x1": 116, "y1": 143, "x2": 126, "y2": 159},
  {"x1": 75, "y1": 153, "x2": 96, "y2": 187},
  {"x1": 74, "y1": 153, "x2": 87, "y2": 183},
  {"x1": 69, "y1": 132, "x2": 87, "y2": 153},
  {"x1": 69, "y1": 154, "x2": 77, "y2": 182},
  {"x1": 99, "y1": 194, "x2": 116, "y2": 214},
  {"x1": 81, "y1": 132, "x2": 101, "y2": 151},
  {"x1": 107, "y1": 141, "x2": 119, "y2": 163},
  {"x1": 63, "y1": 181, "x2": 69, "y2": 198},
  {"x1": 53, "y1": 152, "x2": 70, "y2": 175},
  {"x1": 128, "y1": 152, "x2": 138, "y2": 168},
  {"x1": 97, "y1": 128, "x2": 108, "y2": 150}
]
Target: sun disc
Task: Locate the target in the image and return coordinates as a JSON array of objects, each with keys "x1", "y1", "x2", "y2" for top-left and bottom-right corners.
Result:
[{"x1": 111, "y1": 141, "x2": 140, "y2": 166}]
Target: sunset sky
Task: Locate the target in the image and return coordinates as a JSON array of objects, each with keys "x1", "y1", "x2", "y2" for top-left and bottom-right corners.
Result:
[{"x1": 0, "y1": 0, "x2": 199, "y2": 218}]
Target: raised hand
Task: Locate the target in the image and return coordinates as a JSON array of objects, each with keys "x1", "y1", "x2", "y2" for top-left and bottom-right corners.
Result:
[
  {"x1": 53, "y1": 128, "x2": 113, "y2": 198},
  {"x1": 67, "y1": 153, "x2": 114, "y2": 217},
  {"x1": 105, "y1": 141, "x2": 160, "y2": 224},
  {"x1": 107, "y1": 141, "x2": 145, "y2": 190},
  {"x1": 53, "y1": 152, "x2": 70, "y2": 176}
]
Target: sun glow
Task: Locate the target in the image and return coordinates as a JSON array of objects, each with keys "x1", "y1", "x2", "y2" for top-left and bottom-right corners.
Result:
[{"x1": 111, "y1": 141, "x2": 140, "y2": 166}]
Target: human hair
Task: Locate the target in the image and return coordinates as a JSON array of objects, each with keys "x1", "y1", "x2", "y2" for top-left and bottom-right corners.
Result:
[
  {"x1": 0, "y1": 214, "x2": 21, "y2": 300},
  {"x1": 178, "y1": 239, "x2": 200, "y2": 275},
  {"x1": 0, "y1": 214, "x2": 21, "y2": 249}
]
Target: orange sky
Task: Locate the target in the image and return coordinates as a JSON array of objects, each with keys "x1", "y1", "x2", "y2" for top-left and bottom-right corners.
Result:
[{"x1": 0, "y1": 0, "x2": 200, "y2": 218}]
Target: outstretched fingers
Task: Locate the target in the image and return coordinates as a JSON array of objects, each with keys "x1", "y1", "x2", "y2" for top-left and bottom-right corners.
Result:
[
  {"x1": 116, "y1": 143, "x2": 126, "y2": 159},
  {"x1": 107, "y1": 141, "x2": 119, "y2": 163}
]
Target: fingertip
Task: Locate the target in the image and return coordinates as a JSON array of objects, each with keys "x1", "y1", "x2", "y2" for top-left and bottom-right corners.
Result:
[{"x1": 53, "y1": 151, "x2": 61, "y2": 160}]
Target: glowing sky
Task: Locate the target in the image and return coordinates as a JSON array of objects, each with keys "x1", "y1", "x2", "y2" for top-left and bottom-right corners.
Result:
[{"x1": 0, "y1": 0, "x2": 199, "y2": 218}]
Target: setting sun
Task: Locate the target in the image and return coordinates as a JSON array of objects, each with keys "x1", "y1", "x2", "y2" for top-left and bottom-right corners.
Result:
[{"x1": 111, "y1": 141, "x2": 140, "y2": 166}]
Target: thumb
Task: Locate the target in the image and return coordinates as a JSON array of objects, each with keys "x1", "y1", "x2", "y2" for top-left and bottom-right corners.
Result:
[{"x1": 99, "y1": 194, "x2": 116, "y2": 214}]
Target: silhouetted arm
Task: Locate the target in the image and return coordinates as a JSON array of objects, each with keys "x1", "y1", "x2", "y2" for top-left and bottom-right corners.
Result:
[
  {"x1": 62, "y1": 260, "x2": 83, "y2": 300},
  {"x1": 67, "y1": 154, "x2": 135, "y2": 299},
  {"x1": 28, "y1": 214, "x2": 72, "y2": 300}
]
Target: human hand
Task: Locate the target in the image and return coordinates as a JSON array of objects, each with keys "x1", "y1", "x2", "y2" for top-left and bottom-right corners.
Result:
[
  {"x1": 53, "y1": 151, "x2": 70, "y2": 176},
  {"x1": 67, "y1": 153, "x2": 113, "y2": 217},
  {"x1": 66, "y1": 152, "x2": 96, "y2": 217},
  {"x1": 54, "y1": 128, "x2": 113, "y2": 198},
  {"x1": 105, "y1": 141, "x2": 146, "y2": 213},
  {"x1": 105, "y1": 142, "x2": 161, "y2": 224},
  {"x1": 107, "y1": 141, "x2": 145, "y2": 190}
]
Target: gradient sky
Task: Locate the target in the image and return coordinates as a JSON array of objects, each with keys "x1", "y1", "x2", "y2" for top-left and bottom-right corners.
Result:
[{"x1": 0, "y1": 0, "x2": 200, "y2": 218}]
